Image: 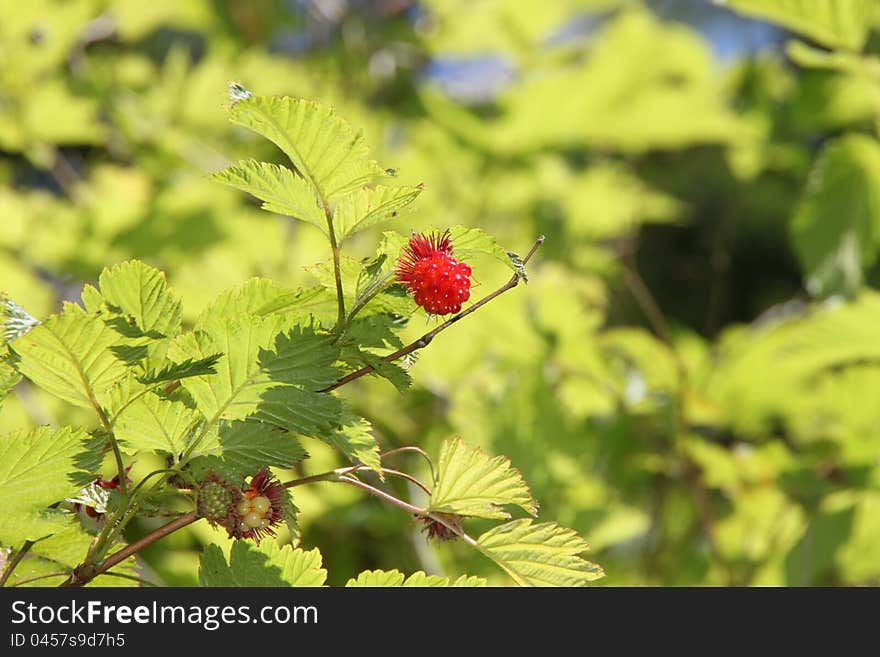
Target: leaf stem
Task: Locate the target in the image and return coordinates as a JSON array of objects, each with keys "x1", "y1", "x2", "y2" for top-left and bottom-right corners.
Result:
[
  {"x1": 91, "y1": 393, "x2": 128, "y2": 496},
  {"x1": 322, "y1": 235, "x2": 545, "y2": 391},
  {"x1": 381, "y1": 446, "x2": 436, "y2": 484},
  {"x1": 337, "y1": 475, "x2": 424, "y2": 514},
  {"x1": 326, "y1": 207, "x2": 346, "y2": 335}
]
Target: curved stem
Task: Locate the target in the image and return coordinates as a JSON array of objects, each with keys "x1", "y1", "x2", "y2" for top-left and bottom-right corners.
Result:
[
  {"x1": 380, "y1": 468, "x2": 432, "y2": 496},
  {"x1": 92, "y1": 394, "x2": 128, "y2": 496},
  {"x1": 337, "y1": 475, "x2": 424, "y2": 514},
  {"x1": 381, "y1": 446, "x2": 436, "y2": 485},
  {"x1": 322, "y1": 235, "x2": 545, "y2": 391}
]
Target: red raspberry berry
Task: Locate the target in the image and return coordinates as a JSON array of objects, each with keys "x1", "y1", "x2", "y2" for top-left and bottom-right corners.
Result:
[{"x1": 396, "y1": 230, "x2": 472, "y2": 315}]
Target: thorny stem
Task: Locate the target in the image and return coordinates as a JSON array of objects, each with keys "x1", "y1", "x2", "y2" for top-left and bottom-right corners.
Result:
[
  {"x1": 60, "y1": 512, "x2": 198, "y2": 588},
  {"x1": 322, "y1": 235, "x2": 545, "y2": 392}
]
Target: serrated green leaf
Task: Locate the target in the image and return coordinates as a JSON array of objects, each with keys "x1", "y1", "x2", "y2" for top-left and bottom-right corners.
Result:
[
  {"x1": 717, "y1": 0, "x2": 872, "y2": 50},
  {"x1": 430, "y1": 437, "x2": 537, "y2": 519},
  {"x1": 196, "y1": 279, "x2": 333, "y2": 327},
  {"x1": 115, "y1": 393, "x2": 201, "y2": 456},
  {"x1": 259, "y1": 326, "x2": 340, "y2": 389},
  {"x1": 319, "y1": 412, "x2": 381, "y2": 472},
  {"x1": 341, "y1": 346, "x2": 412, "y2": 394},
  {"x1": 448, "y1": 224, "x2": 514, "y2": 270},
  {"x1": 344, "y1": 569, "x2": 405, "y2": 587},
  {"x1": 10, "y1": 312, "x2": 130, "y2": 409},
  {"x1": 476, "y1": 520, "x2": 605, "y2": 586},
  {"x1": 791, "y1": 135, "x2": 880, "y2": 298},
  {"x1": 0, "y1": 508, "x2": 77, "y2": 547},
  {"x1": 334, "y1": 184, "x2": 422, "y2": 240},
  {"x1": 137, "y1": 354, "x2": 222, "y2": 385},
  {"x1": 0, "y1": 427, "x2": 94, "y2": 512},
  {"x1": 280, "y1": 487, "x2": 300, "y2": 543},
  {"x1": 199, "y1": 541, "x2": 326, "y2": 587},
  {"x1": 189, "y1": 420, "x2": 307, "y2": 475},
  {"x1": 170, "y1": 317, "x2": 341, "y2": 436},
  {"x1": 229, "y1": 95, "x2": 386, "y2": 201},
  {"x1": 98, "y1": 260, "x2": 181, "y2": 337},
  {"x1": 403, "y1": 571, "x2": 487, "y2": 587},
  {"x1": 345, "y1": 315, "x2": 405, "y2": 350},
  {"x1": 345, "y1": 569, "x2": 486, "y2": 587},
  {"x1": 210, "y1": 159, "x2": 327, "y2": 233},
  {"x1": 253, "y1": 386, "x2": 343, "y2": 438}
]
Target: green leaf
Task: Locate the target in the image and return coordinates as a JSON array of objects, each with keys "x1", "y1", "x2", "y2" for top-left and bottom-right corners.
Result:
[
  {"x1": 430, "y1": 437, "x2": 537, "y2": 519},
  {"x1": 10, "y1": 312, "x2": 130, "y2": 409},
  {"x1": 229, "y1": 95, "x2": 386, "y2": 201},
  {"x1": 253, "y1": 386, "x2": 343, "y2": 439},
  {"x1": 170, "y1": 318, "x2": 341, "y2": 436},
  {"x1": 189, "y1": 420, "x2": 308, "y2": 476},
  {"x1": 334, "y1": 184, "x2": 423, "y2": 240},
  {"x1": 0, "y1": 427, "x2": 94, "y2": 512},
  {"x1": 717, "y1": 0, "x2": 873, "y2": 51},
  {"x1": 210, "y1": 159, "x2": 326, "y2": 234},
  {"x1": 319, "y1": 412, "x2": 381, "y2": 472},
  {"x1": 476, "y1": 520, "x2": 605, "y2": 586},
  {"x1": 345, "y1": 569, "x2": 487, "y2": 587},
  {"x1": 199, "y1": 541, "x2": 326, "y2": 587},
  {"x1": 259, "y1": 326, "x2": 340, "y2": 389},
  {"x1": 98, "y1": 260, "x2": 181, "y2": 337},
  {"x1": 791, "y1": 135, "x2": 880, "y2": 298},
  {"x1": 342, "y1": 347, "x2": 412, "y2": 394},
  {"x1": 0, "y1": 508, "x2": 76, "y2": 547},
  {"x1": 345, "y1": 569, "x2": 405, "y2": 587},
  {"x1": 137, "y1": 354, "x2": 222, "y2": 385},
  {"x1": 344, "y1": 315, "x2": 405, "y2": 350},
  {"x1": 196, "y1": 279, "x2": 333, "y2": 327},
  {"x1": 0, "y1": 358, "x2": 20, "y2": 407},
  {"x1": 115, "y1": 393, "x2": 201, "y2": 456},
  {"x1": 448, "y1": 224, "x2": 515, "y2": 271}
]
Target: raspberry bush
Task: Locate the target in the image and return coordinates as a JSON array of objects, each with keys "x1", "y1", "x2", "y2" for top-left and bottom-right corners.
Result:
[{"x1": 0, "y1": 88, "x2": 603, "y2": 588}]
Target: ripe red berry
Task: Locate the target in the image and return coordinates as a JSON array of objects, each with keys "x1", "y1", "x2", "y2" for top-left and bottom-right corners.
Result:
[{"x1": 396, "y1": 230, "x2": 472, "y2": 315}]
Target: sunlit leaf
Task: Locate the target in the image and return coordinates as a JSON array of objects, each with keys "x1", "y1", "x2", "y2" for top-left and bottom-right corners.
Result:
[
  {"x1": 199, "y1": 541, "x2": 326, "y2": 587},
  {"x1": 10, "y1": 312, "x2": 129, "y2": 409},
  {"x1": 98, "y1": 260, "x2": 182, "y2": 337},
  {"x1": 476, "y1": 520, "x2": 605, "y2": 586},
  {"x1": 210, "y1": 159, "x2": 326, "y2": 233},
  {"x1": 430, "y1": 437, "x2": 537, "y2": 519},
  {"x1": 228, "y1": 95, "x2": 386, "y2": 201}
]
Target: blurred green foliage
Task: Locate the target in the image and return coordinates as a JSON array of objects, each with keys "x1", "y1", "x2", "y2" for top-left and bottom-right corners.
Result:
[{"x1": 3, "y1": 0, "x2": 880, "y2": 585}]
